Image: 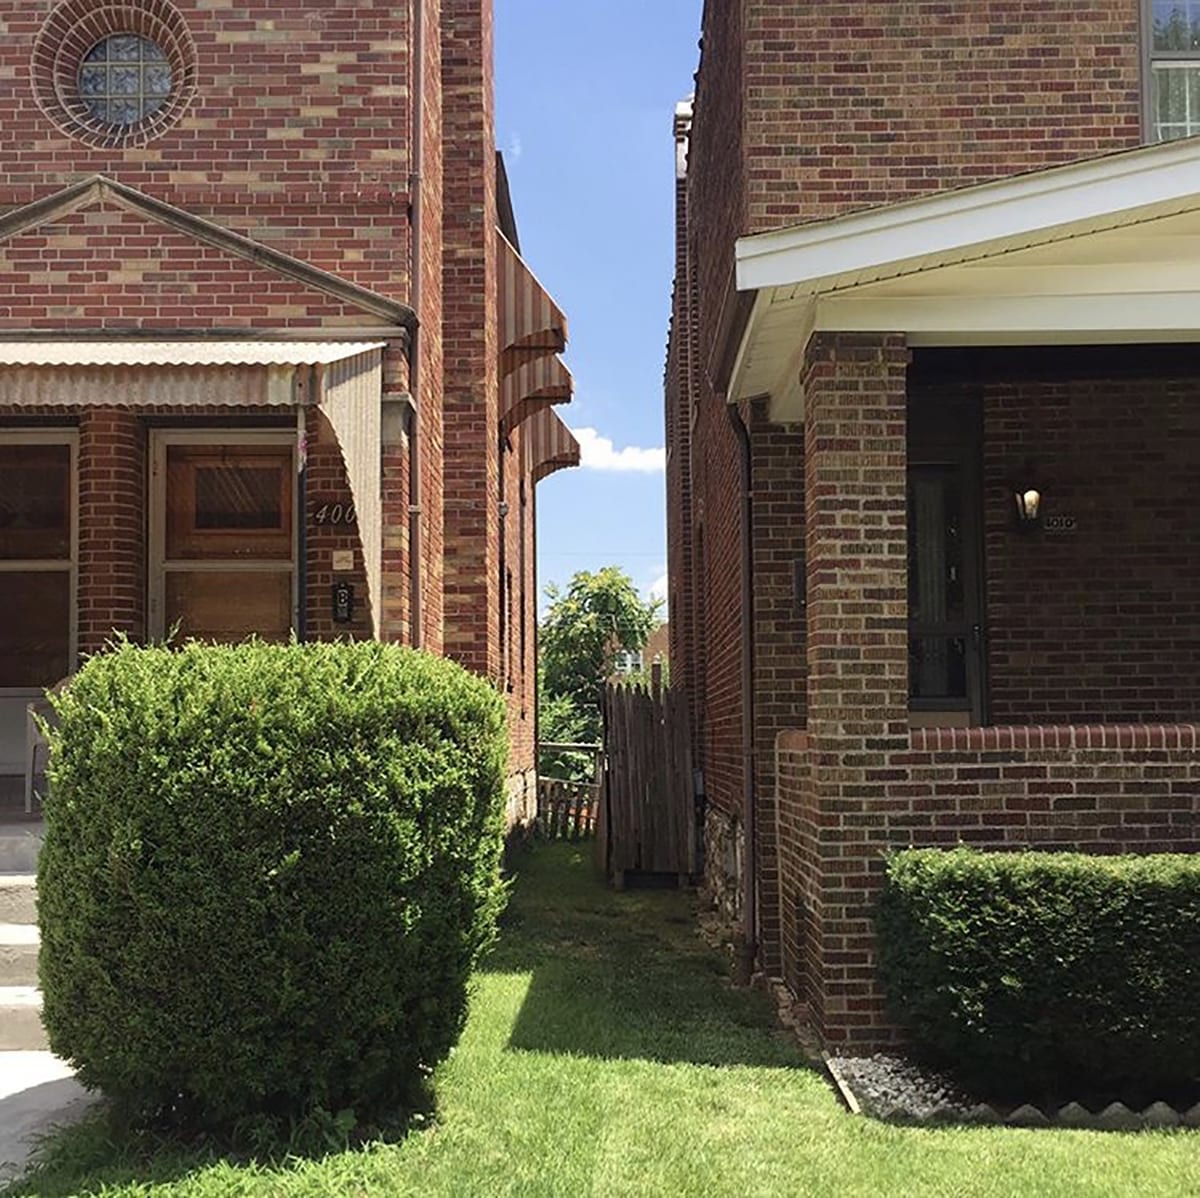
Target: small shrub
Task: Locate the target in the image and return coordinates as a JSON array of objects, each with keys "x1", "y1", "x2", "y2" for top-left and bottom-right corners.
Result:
[
  {"x1": 877, "y1": 847, "x2": 1200, "y2": 1095},
  {"x1": 38, "y1": 638, "x2": 509, "y2": 1131}
]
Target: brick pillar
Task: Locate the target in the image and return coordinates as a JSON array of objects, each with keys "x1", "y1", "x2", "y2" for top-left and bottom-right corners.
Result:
[
  {"x1": 440, "y1": 0, "x2": 499, "y2": 679},
  {"x1": 803, "y1": 332, "x2": 909, "y2": 1046},
  {"x1": 77, "y1": 407, "x2": 145, "y2": 654}
]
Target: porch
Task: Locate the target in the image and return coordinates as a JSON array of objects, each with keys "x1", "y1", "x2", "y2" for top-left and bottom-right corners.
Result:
[
  {"x1": 726, "y1": 137, "x2": 1200, "y2": 1048},
  {"x1": 0, "y1": 341, "x2": 392, "y2": 776}
]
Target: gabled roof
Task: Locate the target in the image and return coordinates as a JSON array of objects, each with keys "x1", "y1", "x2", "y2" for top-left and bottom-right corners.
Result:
[
  {"x1": 728, "y1": 137, "x2": 1200, "y2": 418},
  {"x1": 0, "y1": 176, "x2": 417, "y2": 336}
]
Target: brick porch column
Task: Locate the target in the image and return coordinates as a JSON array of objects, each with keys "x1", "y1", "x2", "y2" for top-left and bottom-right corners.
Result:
[
  {"x1": 803, "y1": 333, "x2": 909, "y2": 1046},
  {"x1": 77, "y1": 407, "x2": 146, "y2": 655}
]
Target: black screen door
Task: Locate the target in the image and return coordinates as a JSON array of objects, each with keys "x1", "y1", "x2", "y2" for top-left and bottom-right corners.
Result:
[{"x1": 907, "y1": 449, "x2": 985, "y2": 724}]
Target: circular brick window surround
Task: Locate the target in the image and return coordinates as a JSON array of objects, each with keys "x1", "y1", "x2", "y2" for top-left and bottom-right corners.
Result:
[{"x1": 32, "y1": 0, "x2": 197, "y2": 148}]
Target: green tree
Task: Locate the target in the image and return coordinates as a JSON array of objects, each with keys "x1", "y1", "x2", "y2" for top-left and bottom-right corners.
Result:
[{"x1": 539, "y1": 566, "x2": 662, "y2": 747}]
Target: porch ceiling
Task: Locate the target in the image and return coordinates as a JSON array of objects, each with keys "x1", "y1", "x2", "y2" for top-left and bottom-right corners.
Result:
[{"x1": 729, "y1": 137, "x2": 1200, "y2": 421}]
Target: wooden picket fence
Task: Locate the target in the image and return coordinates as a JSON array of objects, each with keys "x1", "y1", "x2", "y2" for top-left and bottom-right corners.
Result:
[
  {"x1": 600, "y1": 667, "x2": 695, "y2": 885},
  {"x1": 536, "y1": 742, "x2": 602, "y2": 841},
  {"x1": 535, "y1": 776, "x2": 601, "y2": 840}
]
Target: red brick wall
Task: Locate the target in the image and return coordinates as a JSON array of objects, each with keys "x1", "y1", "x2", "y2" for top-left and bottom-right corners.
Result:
[
  {"x1": 77, "y1": 407, "x2": 146, "y2": 653},
  {"x1": 801, "y1": 332, "x2": 910, "y2": 1039},
  {"x1": 747, "y1": 401, "x2": 807, "y2": 972},
  {"x1": 781, "y1": 723, "x2": 1200, "y2": 1045},
  {"x1": 500, "y1": 431, "x2": 535, "y2": 776},
  {"x1": 742, "y1": 0, "x2": 1143, "y2": 234},
  {"x1": 441, "y1": 0, "x2": 500, "y2": 680},
  {"x1": 666, "y1": 108, "x2": 699, "y2": 748},
  {"x1": 0, "y1": 206, "x2": 381, "y2": 331},
  {"x1": 417, "y1": 0, "x2": 446, "y2": 655},
  {"x1": 0, "y1": 0, "x2": 415, "y2": 304}
]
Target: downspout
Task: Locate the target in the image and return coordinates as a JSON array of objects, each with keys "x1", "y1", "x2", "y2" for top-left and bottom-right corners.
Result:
[
  {"x1": 498, "y1": 434, "x2": 508, "y2": 688},
  {"x1": 407, "y1": 0, "x2": 426, "y2": 649},
  {"x1": 728, "y1": 402, "x2": 757, "y2": 985},
  {"x1": 296, "y1": 397, "x2": 309, "y2": 642}
]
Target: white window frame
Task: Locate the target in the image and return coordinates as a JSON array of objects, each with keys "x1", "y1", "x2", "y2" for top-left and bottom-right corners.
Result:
[
  {"x1": 1145, "y1": 0, "x2": 1200, "y2": 141},
  {"x1": 148, "y1": 429, "x2": 299, "y2": 642}
]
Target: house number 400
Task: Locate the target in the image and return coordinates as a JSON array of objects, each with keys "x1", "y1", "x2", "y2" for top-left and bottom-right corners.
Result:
[{"x1": 311, "y1": 503, "x2": 357, "y2": 526}]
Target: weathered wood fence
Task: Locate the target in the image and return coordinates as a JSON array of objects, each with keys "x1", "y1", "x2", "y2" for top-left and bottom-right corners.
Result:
[
  {"x1": 600, "y1": 667, "x2": 695, "y2": 884},
  {"x1": 536, "y1": 743, "x2": 602, "y2": 841}
]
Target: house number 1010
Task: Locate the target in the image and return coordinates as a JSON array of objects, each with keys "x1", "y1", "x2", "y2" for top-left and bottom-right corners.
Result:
[{"x1": 311, "y1": 503, "x2": 357, "y2": 526}]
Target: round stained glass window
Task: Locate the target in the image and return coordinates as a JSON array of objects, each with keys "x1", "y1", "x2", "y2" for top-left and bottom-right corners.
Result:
[{"x1": 77, "y1": 35, "x2": 172, "y2": 127}]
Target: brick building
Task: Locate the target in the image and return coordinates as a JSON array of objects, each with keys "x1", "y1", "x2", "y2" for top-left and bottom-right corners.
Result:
[
  {"x1": 0, "y1": 0, "x2": 578, "y2": 821},
  {"x1": 667, "y1": 1, "x2": 1200, "y2": 1048}
]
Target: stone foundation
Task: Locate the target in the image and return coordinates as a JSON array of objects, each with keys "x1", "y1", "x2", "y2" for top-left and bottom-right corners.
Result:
[
  {"x1": 702, "y1": 804, "x2": 744, "y2": 942},
  {"x1": 505, "y1": 768, "x2": 538, "y2": 830}
]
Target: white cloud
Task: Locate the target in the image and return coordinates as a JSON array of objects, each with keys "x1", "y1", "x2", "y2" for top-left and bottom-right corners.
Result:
[
  {"x1": 571, "y1": 427, "x2": 665, "y2": 474},
  {"x1": 507, "y1": 132, "x2": 523, "y2": 162},
  {"x1": 649, "y1": 572, "x2": 669, "y2": 604}
]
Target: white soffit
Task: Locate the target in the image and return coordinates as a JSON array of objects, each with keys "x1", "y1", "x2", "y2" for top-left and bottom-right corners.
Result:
[{"x1": 0, "y1": 341, "x2": 387, "y2": 368}]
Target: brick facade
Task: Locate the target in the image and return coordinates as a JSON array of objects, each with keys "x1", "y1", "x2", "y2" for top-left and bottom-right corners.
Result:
[
  {"x1": 668, "y1": 2, "x2": 1200, "y2": 1046},
  {"x1": 0, "y1": 1, "x2": 570, "y2": 799}
]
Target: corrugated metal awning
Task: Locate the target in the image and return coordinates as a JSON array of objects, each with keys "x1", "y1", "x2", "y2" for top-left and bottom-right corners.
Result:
[
  {"x1": 523, "y1": 407, "x2": 580, "y2": 484},
  {"x1": 0, "y1": 341, "x2": 387, "y2": 367}
]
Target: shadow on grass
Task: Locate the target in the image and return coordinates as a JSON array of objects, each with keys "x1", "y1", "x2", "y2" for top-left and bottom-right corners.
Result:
[
  {"x1": 5, "y1": 843, "x2": 808, "y2": 1198},
  {"x1": 485, "y1": 843, "x2": 811, "y2": 1071}
]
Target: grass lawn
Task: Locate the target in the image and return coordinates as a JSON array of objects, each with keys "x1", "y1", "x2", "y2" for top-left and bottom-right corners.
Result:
[{"x1": 6, "y1": 843, "x2": 1197, "y2": 1197}]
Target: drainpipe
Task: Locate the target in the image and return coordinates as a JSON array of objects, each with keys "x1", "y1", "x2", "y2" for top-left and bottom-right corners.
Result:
[
  {"x1": 407, "y1": 0, "x2": 426, "y2": 649},
  {"x1": 728, "y1": 402, "x2": 757, "y2": 985},
  {"x1": 296, "y1": 399, "x2": 309, "y2": 642}
]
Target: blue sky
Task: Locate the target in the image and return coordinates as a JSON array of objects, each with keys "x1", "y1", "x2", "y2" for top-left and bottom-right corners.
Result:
[{"x1": 495, "y1": 1, "x2": 702, "y2": 612}]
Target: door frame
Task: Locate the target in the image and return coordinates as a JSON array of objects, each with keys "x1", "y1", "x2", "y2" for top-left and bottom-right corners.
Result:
[
  {"x1": 148, "y1": 429, "x2": 299, "y2": 642},
  {"x1": 0, "y1": 428, "x2": 78, "y2": 774}
]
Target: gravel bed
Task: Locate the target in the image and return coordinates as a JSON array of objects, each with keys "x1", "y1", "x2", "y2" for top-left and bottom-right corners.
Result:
[{"x1": 828, "y1": 1053, "x2": 979, "y2": 1123}]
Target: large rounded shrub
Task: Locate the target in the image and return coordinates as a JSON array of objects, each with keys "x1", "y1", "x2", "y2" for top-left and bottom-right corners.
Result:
[{"x1": 38, "y1": 639, "x2": 508, "y2": 1128}]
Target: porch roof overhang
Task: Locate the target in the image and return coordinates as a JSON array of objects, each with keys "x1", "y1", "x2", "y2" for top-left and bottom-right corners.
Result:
[
  {"x1": 727, "y1": 137, "x2": 1200, "y2": 420},
  {"x1": 0, "y1": 341, "x2": 385, "y2": 406}
]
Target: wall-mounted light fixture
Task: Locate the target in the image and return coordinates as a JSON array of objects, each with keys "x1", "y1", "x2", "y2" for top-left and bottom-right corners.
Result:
[{"x1": 1013, "y1": 480, "x2": 1043, "y2": 531}]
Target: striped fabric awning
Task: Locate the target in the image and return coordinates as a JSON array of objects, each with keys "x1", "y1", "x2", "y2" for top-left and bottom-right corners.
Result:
[
  {"x1": 498, "y1": 231, "x2": 566, "y2": 359},
  {"x1": 500, "y1": 354, "x2": 573, "y2": 436},
  {"x1": 498, "y1": 230, "x2": 572, "y2": 432},
  {"x1": 522, "y1": 406, "x2": 580, "y2": 484}
]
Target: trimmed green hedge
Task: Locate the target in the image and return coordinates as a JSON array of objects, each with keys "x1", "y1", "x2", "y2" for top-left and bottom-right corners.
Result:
[
  {"x1": 877, "y1": 848, "x2": 1200, "y2": 1094},
  {"x1": 38, "y1": 639, "x2": 509, "y2": 1130}
]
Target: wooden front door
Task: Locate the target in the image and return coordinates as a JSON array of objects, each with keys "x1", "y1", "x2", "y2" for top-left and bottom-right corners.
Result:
[{"x1": 150, "y1": 433, "x2": 296, "y2": 643}]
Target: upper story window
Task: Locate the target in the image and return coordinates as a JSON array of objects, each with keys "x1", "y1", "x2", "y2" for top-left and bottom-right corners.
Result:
[{"x1": 1150, "y1": 2, "x2": 1200, "y2": 140}]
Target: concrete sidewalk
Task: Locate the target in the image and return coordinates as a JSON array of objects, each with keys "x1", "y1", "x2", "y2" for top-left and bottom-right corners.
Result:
[{"x1": 0, "y1": 1053, "x2": 96, "y2": 1184}]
